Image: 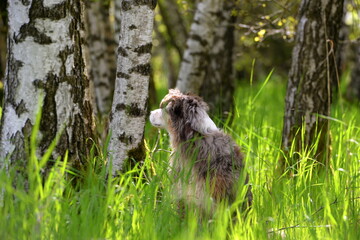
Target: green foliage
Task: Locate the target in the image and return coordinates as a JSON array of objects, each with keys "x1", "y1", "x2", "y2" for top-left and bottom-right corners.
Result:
[{"x1": 1, "y1": 78, "x2": 360, "y2": 239}]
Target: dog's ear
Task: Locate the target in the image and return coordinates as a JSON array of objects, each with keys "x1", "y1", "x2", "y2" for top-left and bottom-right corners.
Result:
[{"x1": 185, "y1": 97, "x2": 218, "y2": 135}]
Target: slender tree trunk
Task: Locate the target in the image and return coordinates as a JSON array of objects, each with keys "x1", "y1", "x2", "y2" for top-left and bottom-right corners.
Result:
[
  {"x1": 0, "y1": 0, "x2": 96, "y2": 170},
  {"x1": 347, "y1": 38, "x2": 360, "y2": 101},
  {"x1": 158, "y1": 0, "x2": 187, "y2": 58},
  {"x1": 200, "y1": 0, "x2": 236, "y2": 119},
  {"x1": 176, "y1": 0, "x2": 222, "y2": 94},
  {"x1": 108, "y1": 0, "x2": 156, "y2": 174},
  {"x1": 281, "y1": 0, "x2": 345, "y2": 167},
  {"x1": 154, "y1": 20, "x2": 178, "y2": 89},
  {"x1": 0, "y1": 4, "x2": 6, "y2": 108},
  {"x1": 0, "y1": 0, "x2": 6, "y2": 83},
  {"x1": 86, "y1": 1, "x2": 117, "y2": 116}
]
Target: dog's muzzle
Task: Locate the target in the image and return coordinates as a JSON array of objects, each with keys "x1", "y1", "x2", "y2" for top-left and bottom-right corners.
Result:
[{"x1": 150, "y1": 109, "x2": 165, "y2": 128}]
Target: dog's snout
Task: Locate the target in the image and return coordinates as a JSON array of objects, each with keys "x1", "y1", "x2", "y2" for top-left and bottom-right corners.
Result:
[{"x1": 149, "y1": 109, "x2": 164, "y2": 128}]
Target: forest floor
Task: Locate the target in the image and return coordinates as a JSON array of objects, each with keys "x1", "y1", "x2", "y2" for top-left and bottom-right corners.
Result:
[{"x1": 0, "y1": 77, "x2": 359, "y2": 239}]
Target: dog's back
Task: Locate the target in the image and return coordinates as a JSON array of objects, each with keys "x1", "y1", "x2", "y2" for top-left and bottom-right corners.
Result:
[{"x1": 171, "y1": 131, "x2": 244, "y2": 202}]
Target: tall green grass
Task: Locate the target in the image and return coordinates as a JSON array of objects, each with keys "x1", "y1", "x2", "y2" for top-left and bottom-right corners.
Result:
[{"x1": 1, "y1": 78, "x2": 359, "y2": 239}]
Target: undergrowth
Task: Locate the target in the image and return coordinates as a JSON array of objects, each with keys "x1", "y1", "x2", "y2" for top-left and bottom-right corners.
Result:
[{"x1": 0, "y1": 78, "x2": 359, "y2": 239}]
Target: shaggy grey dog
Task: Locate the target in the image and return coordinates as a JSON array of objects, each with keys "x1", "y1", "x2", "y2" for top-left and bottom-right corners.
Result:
[{"x1": 150, "y1": 89, "x2": 250, "y2": 211}]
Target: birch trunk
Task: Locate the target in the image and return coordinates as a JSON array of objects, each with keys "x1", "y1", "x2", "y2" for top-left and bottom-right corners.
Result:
[
  {"x1": 0, "y1": 0, "x2": 96, "y2": 170},
  {"x1": 87, "y1": 1, "x2": 116, "y2": 115},
  {"x1": 200, "y1": 0, "x2": 236, "y2": 119},
  {"x1": 281, "y1": 0, "x2": 345, "y2": 167},
  {"x1": 0, "y1": 4, "x2": 6, "y2": 84},
  {"x1": 108, "y1": 0, "x2": 156, "y2": 174},
  {"x1": 176, "y1": 0, "x2": 222, "y2": 94}
]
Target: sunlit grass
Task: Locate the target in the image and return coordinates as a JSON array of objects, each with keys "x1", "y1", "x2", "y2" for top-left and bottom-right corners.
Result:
[{"x1": 0, "y1": 77, "x2": 359, "y2": 239}]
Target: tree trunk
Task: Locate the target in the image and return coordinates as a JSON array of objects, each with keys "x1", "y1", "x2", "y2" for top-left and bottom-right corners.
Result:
[
  {"x1": 176, "y1": 0, "x2": 222, "y2": 94},
  {"x1": 158, "y1": 0, "x2": 187, "y2": 58},
  {"x1": 86, "y1": 1, "x2": 117, "y2": 116},
  {"x1": 281, "y1": 0, "x2": 345, "y2": 167},
  {"x1": 0, "y1": 0, "x2": 7, "y2": 107},
  {"x1": 0, "y1": 0, "x2": 6, "y2": 82},
  {"x1": 199, "y1": 0, "x2": 236, "y2": 119},
  {"x1": 347, "y1": 38, "x2": 360, "y2": 101},
  {"x1": 0, "y1": 0, "x2": 96, "y2": 170},
  {"x1": 108, "y1": 0, "x2": 156, "y2": 174},
  {"x1": 154, "y1": 20, "x2": 178, "y2": 89}
]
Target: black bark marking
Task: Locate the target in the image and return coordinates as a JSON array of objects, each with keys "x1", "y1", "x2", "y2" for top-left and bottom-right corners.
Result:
[
  {"x1": 125, "y1": 103, "x2": 145, "y2": 117},
  {"x1": 118, "y1": 46, "x2": 128, "y2": 57},
  {"x1": 39, "y1": 73, "x2": 59, "y2": 154},
  {"x1": 127, "y1": 83, "x2": 134, "y2": 90},
  {"x1": 127, "y1": 141, "x2": 146, "y2": 162},
  {"x1": 21, "y1": 0, "x2": 30, "y2": 6},
  {"x1": 117, "y1": 72, "x2": 130, "y2": 79},
  {"x1": 115, "y1": 103, "x2": 146, "y2": 117},
  {"x1": 190, "y1": 34, "x2": 208, "y2": 47},
  {"x1": 6, "y1": 58, "x2": 23, "y2": 107},
  {"x1": 190, "y1": 51, "x2": 208, "y2": 57},
  {"x1": 9, "y1": 130, "x2": 26, "y2": 165},
  {"x1": 15, "y1": 0, "x2": 67, "y2": 44},
  {"x1": 129, "y1": 25, "x2": 137, "y2": 30},
  {"x1": 119, "y1": 132, "x2": 133, "y2": 144},
  {"x1": 134, "y1": 43, "x2": 152, "y2": 55},
  {"x1": 134, "y1": 0, "x2": 157, "y2": 9},
  {"x1": 129, "y1": 63, "x2": 151, "y2": 76},
  {"x1": 122, "y1": 0, "x2": 132, "y2": 11},
  {"x1": 17, "y1": 24, "x2": 52, "y2": 44},
  {"x1": 109, "y1": 111, "x2": 113, "y2": 122},
  {"x1": 15, "y1": 100, "x2": 28, "y2": 117},
  {"x1": 122, "y1": 0, "x2": 157, "y2": 10},
  {"x1": 116, "y1": 103, "x2": 126, "y2": 111},
  {"x1": 58, "y1": 46, "x2": 75, "y2": 77}
]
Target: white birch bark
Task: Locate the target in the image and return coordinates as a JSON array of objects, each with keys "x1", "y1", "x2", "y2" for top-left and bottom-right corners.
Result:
[
  {"x1": 108, "y1": 0, "x2": 155, "y2": 174},
  {"x1": 0, "y1": 0, "x2": 95, "y2": 169},
  {"x1": 87, "y1": 1, "x2": 116, "y2": 115},
  {"x1": 200, "y1": 0, "x2": 236, "y2": 117},
  {"x1": 176, "y1": 0, "x2": 222, "y2": 94}
]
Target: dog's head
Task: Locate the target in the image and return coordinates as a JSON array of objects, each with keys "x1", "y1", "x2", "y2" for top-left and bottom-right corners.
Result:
[{"x1": 150, "y1": 89, "x2": 218, "y2": 141}]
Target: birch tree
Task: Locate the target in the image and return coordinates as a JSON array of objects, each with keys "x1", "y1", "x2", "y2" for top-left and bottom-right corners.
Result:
[
  {"x1": 281, "y1": 0, "x2": 345, "y2": 167},
  {"x1": 108, "y1": 0, "x2": 156, "y2": 174},
  {"x1": 0, "y1": 2, "x2": 6, "y2": 85},
  {"x1": 199, "y1": 0, "x2": 236, "y2": 118},
  {"x1": 176, "y1": 0, "x2": 222, "y2": 94},
  {"x1": 87, "y1": 1, "x2": 117, "y2": 115},
  {"x1": 0, "y1": 0, "x2": 96, "y2": 169}
]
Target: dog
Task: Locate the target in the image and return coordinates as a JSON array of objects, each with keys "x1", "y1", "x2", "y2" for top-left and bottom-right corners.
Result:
[{"x1": 150, "y1": 89, "x2": 250, "y2": 213}]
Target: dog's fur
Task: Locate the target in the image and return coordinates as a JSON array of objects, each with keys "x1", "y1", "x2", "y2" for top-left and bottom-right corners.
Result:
[{"x1": 150, "y1": 89, "x2": 250, "y2": 211}]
